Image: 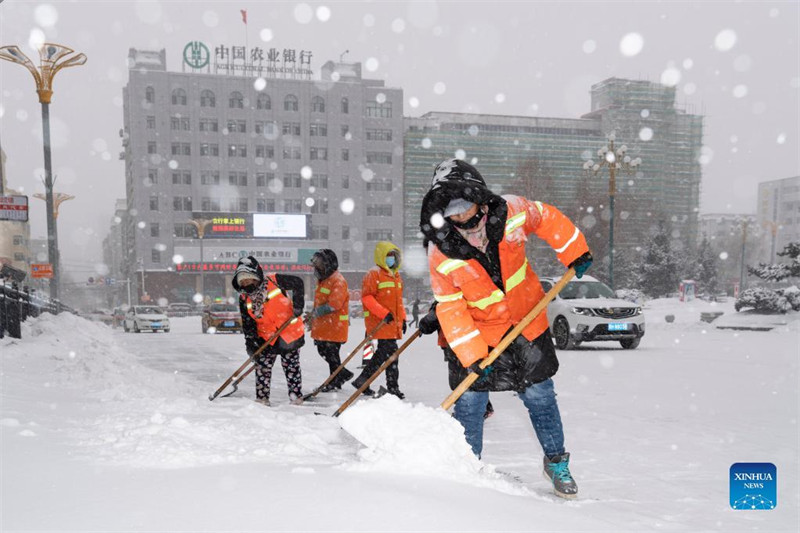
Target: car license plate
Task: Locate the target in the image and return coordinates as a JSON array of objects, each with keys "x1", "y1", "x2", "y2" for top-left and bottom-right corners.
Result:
[
  {"x1": 608, "y1": 322, "x2": 629, "y2": 331},
  {"x1": 151, "y1": 322, "x2": 161, "y2": 327},
  {"x1": 224, "y1": 321, "x2": 235, "y2": 327}
]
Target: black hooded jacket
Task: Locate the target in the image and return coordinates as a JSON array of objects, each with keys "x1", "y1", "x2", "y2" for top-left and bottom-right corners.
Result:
[{"x1": 312, "y1": 249, "x2": 338, "y2": 282}]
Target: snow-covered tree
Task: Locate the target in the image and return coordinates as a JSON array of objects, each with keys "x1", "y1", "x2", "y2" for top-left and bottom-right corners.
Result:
[
  {"x1": 690, "y1": 235, "x2": 719, "y2": 294},
  {"x1": 748, "y1": 242, "x2": 800, "y2": 282},
  {"x1": 637, "y1": 221, "x2": 680, "y2": 297}
]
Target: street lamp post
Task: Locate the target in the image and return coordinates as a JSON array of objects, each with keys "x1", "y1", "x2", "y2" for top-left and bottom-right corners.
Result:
[
  {"x1": 582, "y1": 133, "x2": 642, "y2": 289},
  {"x1": 0, "y1": 44, "x2": 87, "y2": 303},
  {"x1": 188, "y1": 218, "x2": 214, "y2": 301},
  {"x1": 33, "y1": 192, "x2": 74, "y2": 296}
]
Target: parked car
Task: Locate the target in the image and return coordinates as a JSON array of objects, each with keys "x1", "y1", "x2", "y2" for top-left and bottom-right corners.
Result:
[
  {"x1": 167, "y1": 303, "x2": 193, "y2": 317},
  {"x1": 202, "y1": 303, "x2": 242, "y2": 333},
  {"x1": 124, "y1": 305, "x2": 170, "y2": 333},
  {"x1": 540, "y1": 275, "x2": 645, "y2": 350}
]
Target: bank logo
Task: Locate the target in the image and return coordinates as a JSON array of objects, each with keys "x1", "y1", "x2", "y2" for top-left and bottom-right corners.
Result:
[
  {"x1": 730, "y1": 463, "x2": 776, "y2": 510},
  {"x1": 183, "y1": 41, "x2": 210, "y2": 69}
]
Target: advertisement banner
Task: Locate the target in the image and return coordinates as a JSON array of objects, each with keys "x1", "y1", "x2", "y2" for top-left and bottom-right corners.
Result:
[{"x1": 0, "y1": 195, "x2": 29, "y2": 222}]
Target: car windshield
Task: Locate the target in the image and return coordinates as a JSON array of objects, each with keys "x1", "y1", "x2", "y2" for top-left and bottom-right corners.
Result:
[
  {"x1": 560, "y1": 281, "x2": 616, "y2": 300},
  {"x1": 137, "y1": 307, "x2": 163, "y2": 314},
  {"x1": 209, "y1": 304, "x2": 237, "y2": 312}
]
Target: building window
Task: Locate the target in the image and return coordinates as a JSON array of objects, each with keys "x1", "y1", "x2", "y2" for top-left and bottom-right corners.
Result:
[
  {"x1": 147, "y1": 168, "x2": 158, "y2": 185},
  {"x1": 150, "y1": 223, "x2": 160, "y2": 237},
  {"x1": 226, "y1": 119, "x2": 247, "y2": 133},
  {"x1": 228, "y1": 171, "x2": 247, "y2": 186},
  {"x1": 310, "y1": 175, "x2": 328, "y2": 189},
  {"x1": 255, "y1": 121, "x2": 278, "y2": 136},
  {"x1": 255, "y1": 145, "x2": 275, "y2": 158},
  {"x1": 366, "y1": 128, "x2": 393, "y2": 141},
  {"x1": 341, "y1": 97, "x2": 349, "y2": 114},
  {"x1": 174, "y1": 223, "x2": 194, "y2": 238},
  {"x1": 152, "y1": 249, "x2": 161, "y2": 263},
  {"x1": 228, "y1": 144, "x2": 247, "y2": 157},
  {"x1": 256, "y1": 93, "x2": 271, "y2": 110},
  {"x1": 201, "y1": 197, "x2": 221, "y2": 211},
  {"x1": 283, "y1": 173, "x2": 302, "y2": 188},
  {"x1": 310, "y1": 198, "x2": 329, "y2": 214},
  {"x1": 146, "y1": 116, "x2": 156, "y2": 129},
  {"x1": 310, "y1": 147, "x2": 328, "y2": 160},
  {"x1": 281, "y1": 122, "x2": 301, "y2": 136},
  {"x1": 367, "y1": 229, "x2": 393, "y2": 241},
  {"x1": 170, "y1": 116, "x2": 191, "y2": 131},
  {"x1": 171, "y1": 88, "x2": 187, "y2": 105},
  {"x1": 284, "y1": 199, "x2": 302, "y2": 213},
  {"x1": 145, "y1": 86, "x2": 155, "y2": 103},
  {"x1": 366, "y1": 101, "x2": 392, "y2": 118},
  {"x1": 173, "y1": 196, "x2": 192, "y2": 211},
  {"x1": 341, "y1": 125, "x2": 350, "y2": 138},
  {"x1": 282, "y1": 146, "x2": 301, "y2": 160},
  {"x1": 342, "y1": 175, "x2": 350, "y2": 189},
  {"x1": 342, "y1": 226, "x2": 350, "y2": 239},
  {"x1": 237, "y1": 198, "x2": 248, "y2": 211},
  {"x1": 266, "y1": 198, "x2": 276, "y2": 212},
  {"x1": 366, "y1": 179, "x2": 392, "y2": 192},
  {"x1": 13, "y1": 252, "x2": 25, "y2": 261},
  {"x1": 311, "y1": 225, "x2": 329, "y2": 239},
  {"x1": 366, "y1": 204, "x2": 392, "y2": 216},
  {"x1": 172, "y1": 171, "x2": 191, "y2": 185},
  {"x1": 284, "y1": 94, "x2": 298, "y2": 111},
  {"x1": 256, "y1": 172, "x2": 275, "y2": 187},
  {"x1": 147, "y1": 142, "x2": 157, "y2": 154},
  {"x1": 229, "y1": 91, "x2": 244, "y2": 109},
  {"x1": 341, "y1": 149, "x2": 349, "y2": 161},
  {"x1": 366, "y1": 151, "x2": 392, "y2": 164},
  {"x1": 200, "y1": 143, "x2": 219, "y2": 157},
  {"x1": 171, "y1": 142, "x2": 191, "y2": 156},
  {"x1": 342, "y1": 250, "x2": 350, "y2": 264},
  {"x1": 199, "y1": 118, "x2": 218, "y2": 132},
  {"x1": 310, "y1": 123, "x2": 328, "y2": 137},
  {"x1": 257, "y1": 199, "x2": 267, "y2": 212},
  {"x1": 200, "y1": 89, "x2": 216, "y2": 107},
  {"x1": 311, "y1": 96, "x2": 325, "y2": 113},
  {"x1": 12, "y1": 235, "x2": 24, "y2": 245},
  {"x1": 149, "y1": 195, "x2": 158, "y2": 211},
  {"x1": 201, "y1": 171, "x2": 220, "y2": 185}
]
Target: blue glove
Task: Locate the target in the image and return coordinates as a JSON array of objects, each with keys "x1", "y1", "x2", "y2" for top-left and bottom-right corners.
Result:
[
  {"x1": 468, "y1": 360, "x2": 493, "y2": 382},
  {"x1": 313, "y1": 304, "x2": 334, "y2": 318},
  {"x1": 569, "y1": 252, "x2": 593, "y2": 279}
]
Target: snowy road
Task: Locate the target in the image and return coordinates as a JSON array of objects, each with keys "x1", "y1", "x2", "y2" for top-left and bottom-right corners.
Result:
[{"x1": 2, "y1": 302, "x2": 798, "y2": 532}]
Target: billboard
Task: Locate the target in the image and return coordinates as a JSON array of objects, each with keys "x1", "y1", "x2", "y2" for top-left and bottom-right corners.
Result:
[
  {"x1": 253, "y1": 213, "x2": 308, "y2": 239},
  {"x1": 0, "y1": 195, "x2": 29, "y2": 222}
]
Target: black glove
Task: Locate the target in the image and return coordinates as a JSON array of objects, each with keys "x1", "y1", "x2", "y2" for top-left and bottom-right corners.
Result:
[
  {"x1": 468, "y1": 360, "x2": 494, "y2": 382},
  {"x1": 293, "y1": 307, "x2": 304, "y2": 318},
  {"x1": 568, "y1": 252, "x2": 593, "y2": 279},
  {"x1": 383, "y1": 312, "x2": 394, "y2": 324},
  {"x1": 418, "y1": 309, "x2": 440, "y2": 335},
  {"x1": 402, "y1": 320, "x2": 407, "y2": 334}
]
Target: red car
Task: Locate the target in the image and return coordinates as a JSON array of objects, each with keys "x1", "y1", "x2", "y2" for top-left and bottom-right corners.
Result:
[{"x1": 202, "y1": 303, "x2": 242, "y2": 333}]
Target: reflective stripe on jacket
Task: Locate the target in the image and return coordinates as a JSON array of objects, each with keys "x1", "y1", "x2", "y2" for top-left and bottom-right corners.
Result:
[
  {"x1": 245, "y1": 274, "x2": 304, "y2": 345},
  {"x1": 311, "y1": 270, "x2": 349, "y2": 343},
  {"x1": 429, "y1": 195, "x2": 589, "y2": 367}
]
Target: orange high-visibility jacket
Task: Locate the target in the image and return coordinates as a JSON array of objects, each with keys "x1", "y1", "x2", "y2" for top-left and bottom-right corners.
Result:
[
  {"x1": 311, "y1": 270, "x2": 349, "y2": 343},
  {"x1": 362, "y1": 241, "x2": 406, "y2": 340},
  {"x1": 245, "y1": 275, "x2": 304, "y2": 346},
  {"x1": 429, "y1": 196, "x2": 589, "y2": 367}
]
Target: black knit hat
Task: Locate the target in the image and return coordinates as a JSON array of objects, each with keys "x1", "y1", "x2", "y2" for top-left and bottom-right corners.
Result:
[{"x1": 231, "y1": 255, "x2": 264, "y2": 292}]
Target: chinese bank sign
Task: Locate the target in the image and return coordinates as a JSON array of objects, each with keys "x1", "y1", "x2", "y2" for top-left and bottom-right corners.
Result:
[
  {"x1": 193, "y1": 212, "x2": 308, "y2": 239},
  {"x1": 183, "y1": 41, "x2": 313, "y2": 79}
]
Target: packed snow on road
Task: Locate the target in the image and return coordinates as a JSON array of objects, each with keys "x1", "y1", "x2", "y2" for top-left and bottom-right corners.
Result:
[{"x1": 2, "y1": 300, "x2": 797, "y2": 532}]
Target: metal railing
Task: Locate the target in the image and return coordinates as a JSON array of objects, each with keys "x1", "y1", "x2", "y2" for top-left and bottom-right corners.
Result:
[{"x1": 0, "y1": 279, "x2": 76, "y2": 339}]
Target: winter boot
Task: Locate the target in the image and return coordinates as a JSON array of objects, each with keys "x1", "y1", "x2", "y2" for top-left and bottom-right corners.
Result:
[
  {"x1": 336, "y1": 368, "x2": 355, "y2": 386},
  {"x1": 352, "y1": 381, "x2": 376, "y2": 397},
  {"x1": 386, "y1": 387, "x2": 405, "y2": 400},
  {"x1": 543, "y1": 452, "x2": 578, "y2": 499},
  {"x1": 320, "y1": 382, "x2": 341, "y2": 392}
]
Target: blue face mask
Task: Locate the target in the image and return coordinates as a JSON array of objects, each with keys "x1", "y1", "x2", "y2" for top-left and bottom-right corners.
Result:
[{"x1": 385, "y1": 256, "x2": 396, "y2": 268}]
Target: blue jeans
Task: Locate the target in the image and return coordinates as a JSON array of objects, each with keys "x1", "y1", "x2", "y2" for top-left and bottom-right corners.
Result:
[{"x1": 453, "y1": 378, "x2": 565, "y2": 458}]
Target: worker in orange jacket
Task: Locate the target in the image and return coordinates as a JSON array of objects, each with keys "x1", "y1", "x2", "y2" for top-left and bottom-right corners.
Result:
[
  {"x1": 308, "y1": 249, "x2": 353, "y2": 391},
  {"x1": 420, "y1": 159, "x2": 593, "y2": 499},
  {"x1": 351, "y1": 241, "x2": 407, "y2": 398},
  {"x1": 232, "y1": 256, "x2": 305, "y2": 406}
]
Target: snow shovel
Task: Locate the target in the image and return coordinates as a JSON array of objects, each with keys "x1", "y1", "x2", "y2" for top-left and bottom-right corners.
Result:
[
  {"x1": 333, "y1": 329, "x2": 422, "y2": 417},
  {"x1": 296, "y1": 317, "x2": 390, "y2": 404},
  {"x1": 440, "y1": 267, "x2": 576, "y2": 411},
  {"x1": 208, "y1": 317, "x2": 297, "y2": 401}
]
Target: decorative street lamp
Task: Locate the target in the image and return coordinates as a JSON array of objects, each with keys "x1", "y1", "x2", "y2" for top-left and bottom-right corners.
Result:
[
  {"x1": 582, "y1": 133, "x2": 642, "y2": 289},
  {"x1": 0, "y1": 43, "x2": 87, "y2": 302},
  {"x1": 188, "y1": 218, "x2": 214, "y2": 301},
  {"x1": 33, "y1": 192, "x2": 75, "y2": 219}
]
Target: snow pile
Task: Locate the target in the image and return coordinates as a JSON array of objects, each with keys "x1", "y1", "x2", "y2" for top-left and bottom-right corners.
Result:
[{"x1": 339, "y1": 396, "x2": 531, "y2": 496}]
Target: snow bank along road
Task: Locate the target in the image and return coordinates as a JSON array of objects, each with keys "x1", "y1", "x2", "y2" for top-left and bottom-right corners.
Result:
[{"x1": 2, "y1": 304, "x2": 797, "y2": 532}]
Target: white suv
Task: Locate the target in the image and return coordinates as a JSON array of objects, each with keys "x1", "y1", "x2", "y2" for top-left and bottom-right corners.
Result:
[
  {"x1": 540, "y1": 275, "x2": 644, "y2": 350},
  {"x1": 123, "y1": 305, "x2": 170, "y2": 333}
]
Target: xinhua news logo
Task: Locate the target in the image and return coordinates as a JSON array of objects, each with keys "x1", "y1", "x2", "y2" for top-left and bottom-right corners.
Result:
[{"x1": 730, "y1": 463, "x2": 776, "y2": 510}]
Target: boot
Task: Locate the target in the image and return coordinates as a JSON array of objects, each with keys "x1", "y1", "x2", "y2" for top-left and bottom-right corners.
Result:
[
  {"x1": 543, "y1": 452, "x2": 578, "y2": 499},
  {"x1": 352, "y1": 381, "x2": 375, "y2": 397},
  {"x1": 386, "y1": 387, "x2": 405, "y2": 400},
  {"x1": 336, "y1": 368, "x2": 354, "y2": 386}
]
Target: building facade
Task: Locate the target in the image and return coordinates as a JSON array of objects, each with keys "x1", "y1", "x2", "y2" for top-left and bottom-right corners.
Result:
[
  {"x1": 121, "y1": 48, "x2": 403, "y2": 303},
  {"x1": 0, "y1": 147, "x2": 32, "y2": 282},
  {"x1": 404, "y1": 78, "x2": 704, "y2": 285},
  {"x1": 757, "y1": 175, "x2": 800, "y2": 264}
]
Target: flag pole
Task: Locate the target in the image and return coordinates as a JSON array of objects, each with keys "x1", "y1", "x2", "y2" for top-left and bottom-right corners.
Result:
[{"x1": 241, "y1": 9, "x2": 249, "y2": 70}]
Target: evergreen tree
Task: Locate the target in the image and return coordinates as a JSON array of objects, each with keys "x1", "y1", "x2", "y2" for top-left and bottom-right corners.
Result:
[
  {"x1": 748, "y1": 242, "x2": 800, "y2": 282},
  {"x1": 693, "y1": 235, "x2": 719, "y2": 294},
  {"x1": 637, "y1": 221, "x2": 680, "y2": 297}
]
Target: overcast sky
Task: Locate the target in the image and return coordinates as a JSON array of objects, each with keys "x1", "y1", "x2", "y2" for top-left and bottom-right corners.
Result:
[{"x1": 1, "y1": 0, "x2": 798, "y2": 272}]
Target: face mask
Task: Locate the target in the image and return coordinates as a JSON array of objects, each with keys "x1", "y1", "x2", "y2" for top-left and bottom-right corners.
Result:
[
  {"x1": 386, "y1": 256, "x2": 396, "y2": 268},
  {"x1": 239, "y1": 283, "x2": 258, "y2": 294},
  {"x1": 450, "y1": 208, "x2": 485, "y2": 230}
]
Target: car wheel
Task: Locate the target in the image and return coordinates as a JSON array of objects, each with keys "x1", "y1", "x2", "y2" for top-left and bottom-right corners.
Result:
[
  {"x1": 134, "y1": 322, "x2": 140, "y2": 333},
  {"x1": 553, "y1": 317, "x2": 577, "y2": 350},
  {"x1": 620, "y1": 337, "x2": 641, "y2": 349},
  {"x1": 164, "y1": 329, "x2": 170, "y2": 333}
]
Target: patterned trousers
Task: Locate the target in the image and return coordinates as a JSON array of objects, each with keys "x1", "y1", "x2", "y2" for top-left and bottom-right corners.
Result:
[{"x1": 255, "y1": 349, "x2": 303, "y2": 401}]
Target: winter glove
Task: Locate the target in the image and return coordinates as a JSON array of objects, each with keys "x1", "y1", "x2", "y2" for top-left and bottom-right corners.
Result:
[
  {"x1": 402, "y1": 320, "x2": 407, "y2": 334},
  {"x1": 468, "y1": 360, "x2": 494, "y2": 383},
  {"x1": 293, "y1": 307, "x2": 304, "y2": 318},
  {"x1": 313, "y1": 304, "x2": 334, "y2": 318},
  {"x1": 383, "y1": 312, "x2": 395, "y2": 324},
  {"x1": 568, "y1": 252, "x2": 593, "y2": 279},
  {"x1": 418, "y1": 309, "x2": 440, "y2": 335}
]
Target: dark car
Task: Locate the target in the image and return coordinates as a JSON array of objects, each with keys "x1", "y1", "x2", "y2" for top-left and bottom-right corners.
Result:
[{"x1": 202, "y1": 303, "x2": 242, "y2": 333}]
